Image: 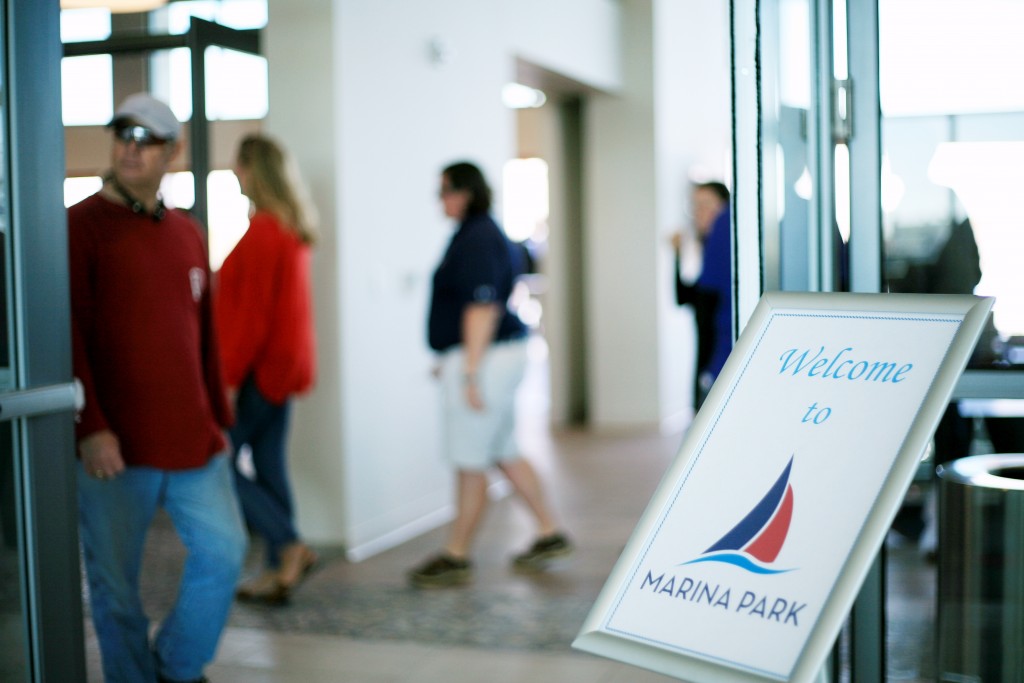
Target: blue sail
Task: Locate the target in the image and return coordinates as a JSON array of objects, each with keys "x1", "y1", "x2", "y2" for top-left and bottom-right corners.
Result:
[{"x1": 703, "y1": 456, "x2": 794, "y2": 553}]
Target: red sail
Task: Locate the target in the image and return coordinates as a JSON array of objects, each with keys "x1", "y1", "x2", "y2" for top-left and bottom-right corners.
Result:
[{"x1": 743, "y1": 485, "x2": 794, "y2": 563}]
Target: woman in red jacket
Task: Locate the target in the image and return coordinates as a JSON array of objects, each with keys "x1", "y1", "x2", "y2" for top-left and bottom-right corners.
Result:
[{"x1": 216, "y1": 134, "x2": 318, "y2": 604}]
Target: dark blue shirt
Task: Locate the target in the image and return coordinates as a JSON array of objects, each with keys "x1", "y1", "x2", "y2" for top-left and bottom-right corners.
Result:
[
  {"x1": 428, "y1": 213, "x2": 527, "y2": 352},
  {"x1": 697, "y1": 207, "x2": 733, "y2": 378}
]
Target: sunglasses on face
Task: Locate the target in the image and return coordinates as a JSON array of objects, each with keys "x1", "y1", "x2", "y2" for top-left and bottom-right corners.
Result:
[{"x1": 113, "y1": 125, "x2": 169, "y2": 147}]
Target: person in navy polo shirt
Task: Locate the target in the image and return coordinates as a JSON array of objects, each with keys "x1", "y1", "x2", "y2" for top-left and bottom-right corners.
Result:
[{"x1": 408, "y1": 161, "x2": 572, "y2": 587}]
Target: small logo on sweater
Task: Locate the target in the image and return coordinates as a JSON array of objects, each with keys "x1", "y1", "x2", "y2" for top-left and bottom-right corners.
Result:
[
  {"x1": 473, "y1": 284, "x2": 497, "y2": 303},
  {"x1": 189, "y1": 267, "x2": 205, "y2": 302}
]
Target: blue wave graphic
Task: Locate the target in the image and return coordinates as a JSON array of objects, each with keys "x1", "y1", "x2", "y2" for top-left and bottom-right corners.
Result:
[{"x1": 681, "y1": 552, "x2": 795, "y2": 575}]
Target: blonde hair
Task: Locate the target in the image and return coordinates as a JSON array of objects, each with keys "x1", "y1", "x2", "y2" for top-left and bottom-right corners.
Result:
[{"x1": 236, "y1": 134, "x2": 319, "y2": 245}]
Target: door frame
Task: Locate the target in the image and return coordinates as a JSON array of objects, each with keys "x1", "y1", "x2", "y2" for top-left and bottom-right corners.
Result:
[
  {"x1": 5, "y1": 0, "x2": 85, "y2": 680},
  {"x1": 731, "y1": 0, "x2": 886, "y2": 680}
]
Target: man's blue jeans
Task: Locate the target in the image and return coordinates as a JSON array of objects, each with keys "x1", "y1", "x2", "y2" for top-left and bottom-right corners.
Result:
[
  {"x1": 229, "y1": 377, "x2": 298, "y2": 568},
  {"x1": 78, "y1": 453, "x2": 247, "y2": 683}
]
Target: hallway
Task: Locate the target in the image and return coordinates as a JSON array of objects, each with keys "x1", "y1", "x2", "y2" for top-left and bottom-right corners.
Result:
[
  {"x1": 84, "y1": 417, "x2": 685, "y2": 681},
  {"x1": 82, "y1": 369, "x2": 937, "y2": 682}
]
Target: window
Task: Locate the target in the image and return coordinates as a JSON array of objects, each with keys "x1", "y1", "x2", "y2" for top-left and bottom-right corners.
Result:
[
  {"x1": 61, "y1": 9, "x2": 113, "y2": 127},
  {"x1": 880, "y1": 0, "x2": 1024, "y2": 348}
]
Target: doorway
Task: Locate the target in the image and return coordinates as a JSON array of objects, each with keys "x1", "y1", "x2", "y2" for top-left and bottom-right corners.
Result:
[{"x1": 512, "y1": 63, "x2": 590, "y2": 428}]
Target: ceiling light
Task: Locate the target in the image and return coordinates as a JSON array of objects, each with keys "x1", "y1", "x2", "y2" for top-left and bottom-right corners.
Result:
[
  {"x1": 502, "y1": 83, "x2": 547, "y2": 109},
  {"x1": 61, "y1": 0, "x2": 168, "y2": 13}
]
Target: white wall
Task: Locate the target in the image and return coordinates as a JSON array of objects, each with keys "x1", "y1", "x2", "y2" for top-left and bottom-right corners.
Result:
[
  {"x1": 585, "y1": 0, "x2": 732, "y2": 432},
  {"x1": 266, "y1": 0, "x2": 731, "y2": 557},
  {"x1": 266, "y1": 0, "x2": 625, "y2": 558},
  {"x1": 586, "y1": 1, "x2": 662, "y2": 430},
  {"x1": 265, "y1": 0, "x2": 348, "y2": 543},
  {"x1": 653, "y1": 0, "x2": 734, "y2": 429},
  {"x1": 501, "y1": 0, "x2": 621, "y2": 92}
]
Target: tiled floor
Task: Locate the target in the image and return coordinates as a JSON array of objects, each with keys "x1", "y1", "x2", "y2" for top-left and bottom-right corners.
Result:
[
  {"x1": 85, "y1": 421, "x2": 687, "y2": 682},
  {"x1": 82, "y1": 355, "x2": 942, "y2": 682}
]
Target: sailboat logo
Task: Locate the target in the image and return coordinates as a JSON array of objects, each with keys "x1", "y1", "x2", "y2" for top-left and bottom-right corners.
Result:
[{"x1": 681, "y1": 456, "x2": 796, "y2": 575}]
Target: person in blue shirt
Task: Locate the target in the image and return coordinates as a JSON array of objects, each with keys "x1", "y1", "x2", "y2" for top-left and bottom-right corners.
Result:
[
  {"x1": 671, "y1": 181, "x2": 733, "y2": 410},
  {"x1": 409, "y1": 161, "x2": 572, "y2": 587}
]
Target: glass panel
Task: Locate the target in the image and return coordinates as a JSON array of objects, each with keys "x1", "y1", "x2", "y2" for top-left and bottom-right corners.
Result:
[
  {"x1": 881, "y1": 0, "x2": 1024, "y2": 366},
  {"x1": 502, "y1": 158, "x2": 549, "y2": 329},
  {"x1": 0, "y1": 423, "x2": 25, "y2": 682},
  {"x1": 0, "y1": 135, "x2": 9, "y2": 378},
  {"x1": 0, "y1": 17, "x2": 27, "y2": 676},
  {"x1": 880, "y1": 3, "x2": 1024, "y2": 681},
  {"x1": 502, "y1": 158, "x2": 549, "y2": 243},
  {"x1": 160, "y1": 170, "x2": 196, "y2": 211},
  {"x1": 156, "y1": 0, "x2": 268, "y2": 34},
  {"x1": 60, "y1": 7, "x2": 112, "y2": 43},
  {"x1": 61, "y1": 55, "x2": 114, "y2": 127},
  {"x1": 205, "y1": 47, "x2": 268, "y2": 121},
  {"x1": 151, "y1": 0, "x2": 270, "y2": 123},
  {"x1": 153, "y1": 47, "x2": 193, "y2": 124},
  {"x1": 60, "y1": 7, "x2": 114, "y2": 128},
  {"x1": 154, "y1": 46, "x2": 268, "y2": 125},
  {"x1": 64, "y1": 177, "x2": 103, "y2": 208},
  {"x1": 760, "y1": 0, "x2": 817, "y2": 292},
  {"x1": 207, "y1": 169, "x2": 249, "y2": 270}
]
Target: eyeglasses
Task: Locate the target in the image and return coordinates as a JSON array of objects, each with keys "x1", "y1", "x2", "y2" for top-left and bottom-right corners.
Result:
[{"x1": 113, "y1": 125, "x2": 169, "y2": 147}]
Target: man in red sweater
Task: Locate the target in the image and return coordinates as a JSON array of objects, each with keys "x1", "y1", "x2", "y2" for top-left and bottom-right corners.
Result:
[{"x1": 68, "y1": 93, "x2": 246, "y2": 683}]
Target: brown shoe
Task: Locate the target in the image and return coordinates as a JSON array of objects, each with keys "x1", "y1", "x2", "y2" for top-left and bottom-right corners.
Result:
[
  {"x1": 512, "y1": 532, "x2": 573, "y2": 573},
  {"x1": 236, "y1": 570, "x2": 285, "y2": 603},
  {"x1": 408, "y1": 553, "x2": 473, "y2": 588},
  {"x1": 277, "y1": 542, "x2": 318, "y2": 589}
]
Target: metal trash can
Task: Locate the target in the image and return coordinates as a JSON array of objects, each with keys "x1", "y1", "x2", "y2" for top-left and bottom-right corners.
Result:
[{"x1": 936, "y1": 454, "x2": 1024, "y2": 683}]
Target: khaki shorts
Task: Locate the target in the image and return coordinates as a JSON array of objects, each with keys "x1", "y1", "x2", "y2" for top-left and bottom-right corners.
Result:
[{"x1": 439, "y1": 337, "x2": 528, "y2": 470}]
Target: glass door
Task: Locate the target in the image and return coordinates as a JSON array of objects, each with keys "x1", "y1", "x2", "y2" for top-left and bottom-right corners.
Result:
[
  {"x1": 736, "y1": 0, "x2": 1024, "y2": 680},
  {"x1": 0, "y1": 417, "x2": 22, "y2": 681},
  {"x1": 877, "y1": 0, "x2": 1024, "y2": 393},
  {"x1": 758, "y1": 0, "x2": 836, "y2": 295},
  {"x1": 735, "y1": 0, "x2": 886, "y2": 680},
  {"x1": 0, "y1": 1, "x2": 85, "y2": 681},
  {"x1": 731, "y1": 0, "x2": 856, "y2": 324},
  {"x1": 876, "y1": 5, "x2": 1024, "y2": 679}
]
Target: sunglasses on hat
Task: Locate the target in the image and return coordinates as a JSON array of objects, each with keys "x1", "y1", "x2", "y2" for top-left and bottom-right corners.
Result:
[{"x1": 113, "y1": 124, "x2": 169, "y2": 147}]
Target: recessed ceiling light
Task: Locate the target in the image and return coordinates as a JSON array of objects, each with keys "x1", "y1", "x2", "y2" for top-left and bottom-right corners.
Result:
[{"x1": 502, "y1": 83, "x2": 547, "y2": 109}]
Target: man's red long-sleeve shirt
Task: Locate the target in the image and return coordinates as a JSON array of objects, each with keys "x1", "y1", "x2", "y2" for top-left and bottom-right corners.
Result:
[{"x1": 69, "y1": 194, "x2": 231, "y2": 470}]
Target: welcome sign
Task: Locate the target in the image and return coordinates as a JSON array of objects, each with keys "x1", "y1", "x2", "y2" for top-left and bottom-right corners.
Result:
[{"x1": 574, "y1": 292, "x2": 993, "y2": 682}]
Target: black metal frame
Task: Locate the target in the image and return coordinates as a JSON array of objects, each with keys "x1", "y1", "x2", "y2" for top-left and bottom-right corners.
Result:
[
  {"x1": 64, "y1": 17, "x2": 261, "y2": 228},
  {"x1": 844, "y1": 2, "x2": 887, "y2": 677},
  {"x1": 6, "y1": 0, "x2": 84, "y2": 680}
]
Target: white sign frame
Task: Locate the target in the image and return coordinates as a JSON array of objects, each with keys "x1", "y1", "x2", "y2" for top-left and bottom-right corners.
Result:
[{"x1": 573, "y1": 292, "x2": 994, "y2": 682}]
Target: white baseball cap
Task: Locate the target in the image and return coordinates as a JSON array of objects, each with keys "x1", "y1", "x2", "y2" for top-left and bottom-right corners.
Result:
[{"x1": 109, "y1": 93, "x2": 182, "y2": 141}]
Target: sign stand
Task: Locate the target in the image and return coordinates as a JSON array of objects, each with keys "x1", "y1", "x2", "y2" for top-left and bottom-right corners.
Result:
[{"x1": 573, "y1": 292, "x2": 993, "y2": 682}]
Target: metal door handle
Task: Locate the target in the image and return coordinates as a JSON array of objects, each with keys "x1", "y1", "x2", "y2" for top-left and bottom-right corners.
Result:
[{"x1": 0, "y1": 380, "x2": 83, "y2": 422}]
